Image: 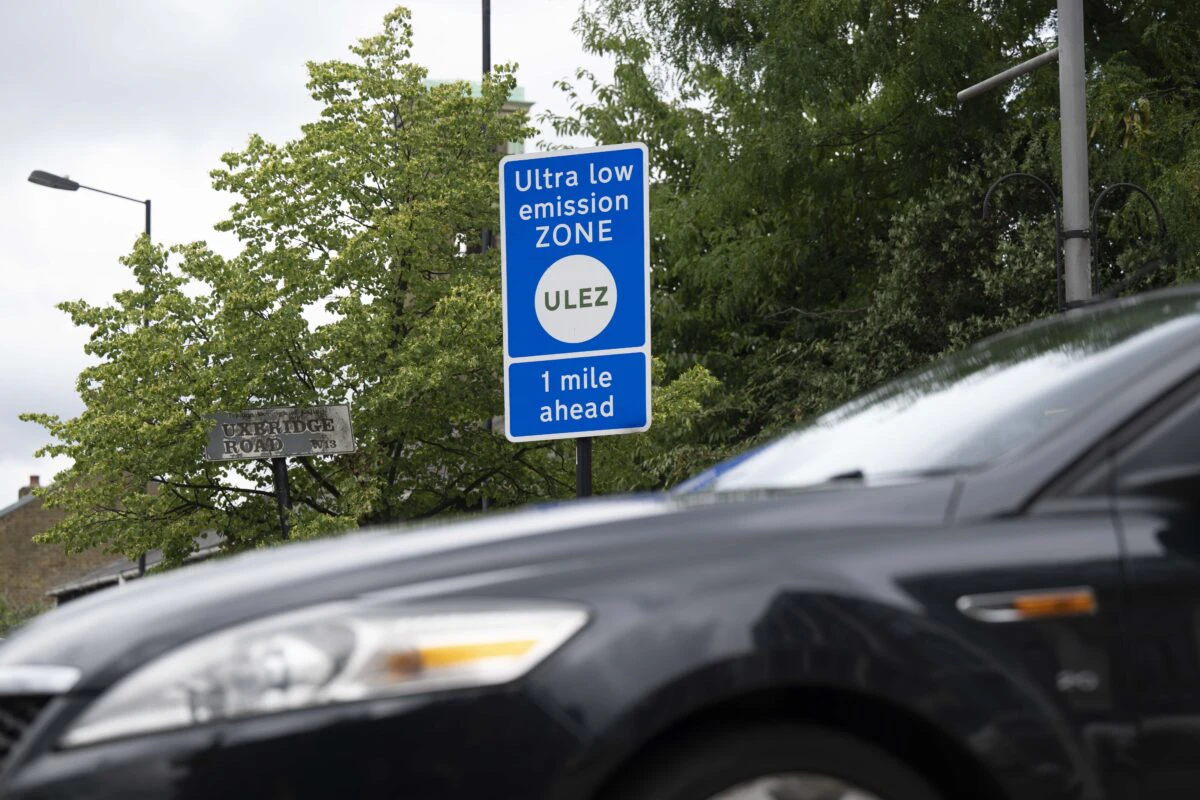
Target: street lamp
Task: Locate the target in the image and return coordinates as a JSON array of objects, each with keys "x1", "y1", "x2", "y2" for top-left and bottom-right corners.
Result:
[
  {"x1": 28, "y1": 168, "x2": 153, "y2": 576},
  {"x1": 27, "y1": 170, "x2": 151, "y2": 238}
]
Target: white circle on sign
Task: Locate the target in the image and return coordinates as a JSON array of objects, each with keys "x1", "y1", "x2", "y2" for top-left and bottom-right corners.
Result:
[{"x1": 534, "y1": 254, "x2": 618, "y2": 343}]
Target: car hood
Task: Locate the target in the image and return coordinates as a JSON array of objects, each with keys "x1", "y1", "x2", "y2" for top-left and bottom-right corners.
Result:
[{"x1": 0, "y1": 479, "x2": 955, "y2": 688}]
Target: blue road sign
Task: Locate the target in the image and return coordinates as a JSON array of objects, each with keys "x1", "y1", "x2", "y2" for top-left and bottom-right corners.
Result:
[{"x1": 500, "y1": 143, "x2": 650, "y2": 442}]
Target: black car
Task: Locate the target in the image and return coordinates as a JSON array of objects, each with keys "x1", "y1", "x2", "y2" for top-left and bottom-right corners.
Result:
[{"x1": 5, "y1": 287, "x2": 1200, "y2": 800}]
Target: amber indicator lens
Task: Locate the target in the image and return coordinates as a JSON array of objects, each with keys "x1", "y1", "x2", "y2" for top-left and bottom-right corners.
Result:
[{"x1": 1012, "y1": 590, "x2": 1096, "y2": 618}]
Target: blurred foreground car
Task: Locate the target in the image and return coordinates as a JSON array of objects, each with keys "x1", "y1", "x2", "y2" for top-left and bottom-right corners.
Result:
[{"x1": 7, "y1": 287, "x2": 1200, "y2": 799}]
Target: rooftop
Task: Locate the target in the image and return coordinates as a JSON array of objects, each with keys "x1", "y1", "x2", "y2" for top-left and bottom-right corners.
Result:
[{"x1": 48, "y1": 530, "x2": 225, "y2": 600}]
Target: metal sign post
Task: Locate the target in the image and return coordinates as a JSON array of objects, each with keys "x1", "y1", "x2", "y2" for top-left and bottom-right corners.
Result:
[
  {"x1": 270, "y1": 457, "x2": 292, "y2": 539},
  {"x1": 575, "y1": 437, "x2": 593, "y2": 498},
  {"x1": 204, "y1": 405, "x2": 356, "y2": 539},
  {"x1": 499, "y1": 143, "x2": 652, "y2": 498}
]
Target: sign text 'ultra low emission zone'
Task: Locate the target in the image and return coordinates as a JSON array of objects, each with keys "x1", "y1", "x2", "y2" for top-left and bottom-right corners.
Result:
[{"x1": 500, "y1": 143, "x2": 651, "y2": 442}]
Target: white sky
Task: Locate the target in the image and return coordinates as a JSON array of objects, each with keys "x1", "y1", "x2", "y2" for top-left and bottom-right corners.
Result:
[{"x1": 0, "y1": 0, "x2": 612, "y2": 503}]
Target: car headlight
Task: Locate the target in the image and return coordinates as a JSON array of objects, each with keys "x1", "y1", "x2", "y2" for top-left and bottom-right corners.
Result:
[{"x1": 62, "y1": 600, "x2": 588, "y2": 747}]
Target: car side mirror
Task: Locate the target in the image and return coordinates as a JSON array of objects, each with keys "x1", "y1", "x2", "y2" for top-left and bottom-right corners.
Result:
[{"x1": 1120, "y1": 464, "x2": 1200, "y2": 506}]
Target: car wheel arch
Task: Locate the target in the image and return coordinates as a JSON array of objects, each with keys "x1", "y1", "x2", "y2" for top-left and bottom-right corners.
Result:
[
  {"x1": 541, "y1": 595, "x2": 1099, "y2": 799},
  {"x1": 568, "y1": 682, "x2": 1009, "y2": 800}
]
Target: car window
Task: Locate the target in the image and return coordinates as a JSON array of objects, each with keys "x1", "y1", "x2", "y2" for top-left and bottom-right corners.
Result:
[
  {"x1": 1116, "y1": 389, "x2": 1200, "y2": 498},
  {"x1": 680, "y1": 295, "x2": 1200, "y2": 493}
]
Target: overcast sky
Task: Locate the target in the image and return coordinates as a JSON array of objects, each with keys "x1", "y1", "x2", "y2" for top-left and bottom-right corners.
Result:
[{"x1": 0, "y1": 0, "x2": 612, "y2": 503}]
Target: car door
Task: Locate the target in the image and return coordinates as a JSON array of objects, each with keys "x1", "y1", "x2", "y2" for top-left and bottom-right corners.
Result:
[
  {"x1": 1106, "y1": 375, "x2": 1200, "y2": 798},
  {"x1": 900, "y1": 503, "x2": 1139, "y2": 799}
]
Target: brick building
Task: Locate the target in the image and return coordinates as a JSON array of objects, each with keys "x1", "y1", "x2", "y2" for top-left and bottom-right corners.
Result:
[{"x1": 0, "y1": 476, "x2": 112, "y2": 610}]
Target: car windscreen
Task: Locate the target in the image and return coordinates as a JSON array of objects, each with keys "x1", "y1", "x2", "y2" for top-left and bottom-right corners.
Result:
[{"x1": 679, "y1": 294, "x2": 1200, "y2": 493}]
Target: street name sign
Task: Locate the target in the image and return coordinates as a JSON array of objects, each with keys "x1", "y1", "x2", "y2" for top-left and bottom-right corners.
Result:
[
  {"x1": 500, "y1": 142, "x2": 651, "y2": 442},
  {"x1": 204, "y1": 405, "x2": 356, "y2": 462}
]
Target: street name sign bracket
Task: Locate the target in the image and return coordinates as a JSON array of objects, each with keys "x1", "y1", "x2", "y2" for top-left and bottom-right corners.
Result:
[{"x1": 204, "y1": 404, "x2": 356, "y2": 539}]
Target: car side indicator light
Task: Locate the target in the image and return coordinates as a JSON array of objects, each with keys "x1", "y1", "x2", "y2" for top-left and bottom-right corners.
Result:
[
  {"x1": 1013, "y1": 590, "x2": 1096, "y2": 618},
  {"x1": 957, "y1": 587, "x2": 1097, "y2": 623}
]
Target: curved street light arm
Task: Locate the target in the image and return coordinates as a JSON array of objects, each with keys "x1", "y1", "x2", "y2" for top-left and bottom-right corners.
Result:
[
  {"x1": 1089, "y1": 182, "x2": 1168, "y2": 272},
  {"x1": 982, "y1": 172, "x2": 1065, "y2": 311}
]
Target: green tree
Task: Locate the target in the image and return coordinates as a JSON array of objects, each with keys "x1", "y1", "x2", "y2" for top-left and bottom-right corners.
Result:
[
  {"x1": 549, "y1": 0, "x2": 1200, "y2": 447},
  {"x1": 25, "y1": 6, "x2": 720, "y2": 566}
]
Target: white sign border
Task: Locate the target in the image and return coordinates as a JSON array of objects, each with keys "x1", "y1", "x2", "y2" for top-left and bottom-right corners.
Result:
[
  {"x1": 204, "y1": 403, "x2": 357, "y2": 462},
  {"x1": 499, "y1": 142, "x2": 652, "y2": 443}
]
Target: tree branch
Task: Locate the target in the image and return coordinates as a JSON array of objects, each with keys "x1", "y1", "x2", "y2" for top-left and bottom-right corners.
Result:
[
  {"x1": 299, "y1": 456, "x2": 343, "y2": 498},
  {"x1": 763, "y1": 305, "x2": 866, "y2": 320},
  {"x1": 155, "y1": 477, "x2": 277, "y2": 499}
]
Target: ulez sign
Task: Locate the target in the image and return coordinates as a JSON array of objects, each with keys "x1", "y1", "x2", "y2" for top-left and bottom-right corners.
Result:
[{"x1": 500, "y1": 143, "x2": 651, "y2": 442}]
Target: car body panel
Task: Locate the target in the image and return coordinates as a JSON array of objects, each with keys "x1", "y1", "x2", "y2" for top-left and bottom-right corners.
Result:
[
  {"x1": 1113, "y1": 499, "x2": 1200, "y2": 798},
  {"x1": 0, "y1": 478, "x2": 1125, "y2": 799}
]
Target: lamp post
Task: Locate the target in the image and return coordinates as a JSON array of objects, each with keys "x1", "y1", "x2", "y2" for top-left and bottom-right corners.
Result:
[
  {"x1": 28, "y1": 169, "x2": 152, "y2": 575},
  {"x1": 956, "y1": 0, "x2": 1092, "y2": 305},
  {"x1": 480, "y1": 1, "x2": 493, "y2": 254},
  {"x1": 481, "y1": 0, "x2": 494, "y2": 511},
  {"x1": 28, "y1": 170, "x2": 151, "y2": 238}
]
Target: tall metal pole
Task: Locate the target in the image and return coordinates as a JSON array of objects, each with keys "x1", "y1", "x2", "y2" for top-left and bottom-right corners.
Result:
[
  {"x1": 482, "y1": 0, "x2": 491, "y2": 77},
  {"x1": 138, "y1": 199, "x2": 152, "y2": 575},
  {"x1": 1057, "y1": 0, "x2": 1092, "y2": 303},
  {"x1": 481, "y1": 0, "x2": 494, "y2": 254},
  {"x1": 480, "y1": 0, "x2": 494, "y2": 513}
]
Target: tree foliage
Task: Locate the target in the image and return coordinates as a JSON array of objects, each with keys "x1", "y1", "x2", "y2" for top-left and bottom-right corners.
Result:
[
  {"x1": 25, "y1": 6, "x2": 720, "y2": 565},
  {"x1": 547, "y1": 0, "x2": 1200, "y2": 448},
  {"x1": 26, "y1": 2, "x2": 1200, "y2": 565}
]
